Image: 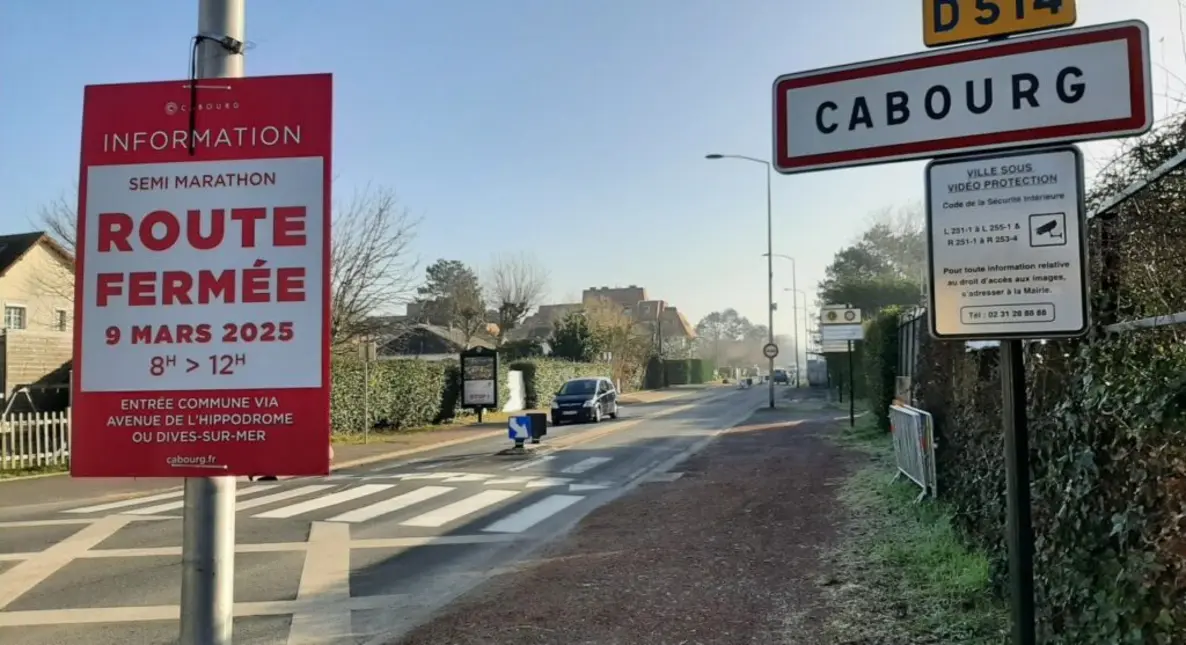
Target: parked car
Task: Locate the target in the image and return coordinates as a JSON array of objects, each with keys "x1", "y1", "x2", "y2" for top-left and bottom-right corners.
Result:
[
  {"x1": 550, "y1": 377, "x2": 619, "y2": 425},
  {"x1": 772, "y1": 368, "x2": 790, "y2": 385}
]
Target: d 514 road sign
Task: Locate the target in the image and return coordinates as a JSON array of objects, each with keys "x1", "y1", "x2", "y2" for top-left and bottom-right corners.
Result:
[
  {"x1": 925, "y1": 146, "x2": 1088, "y2": 339},
  {"x1": 772, "y1": 20, "x2": 1151, "y2": 174},
  {"x1": 924, "y1": 0, "x2": 1077, "y2": 48},
  {"x1": 762, "y1": 343, "x2": 780, "y2": 359}
]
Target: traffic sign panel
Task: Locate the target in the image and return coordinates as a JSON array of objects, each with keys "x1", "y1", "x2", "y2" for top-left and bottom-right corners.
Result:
[
  {"x1": 923, "y1": 0, "x2": 1077, "y2": 48},
  {"x1": 762, "y1": 343, "x2": 779, "y2": 359},
  {"x1": 821, "y1": 325, "x2": 864, "y2": 342},
  {"x1": 925, "y1": 146, "x2": 1088, "y2": 339},
  {"x1": 772, "y1": 20, "x2": 1151, "y2": 174},
  {"x1": 821, "y1": 307, "x2": 861, "y2": 325},
  {"x1": 71, "y1": 74, "x2": 333, "y2": 478}
]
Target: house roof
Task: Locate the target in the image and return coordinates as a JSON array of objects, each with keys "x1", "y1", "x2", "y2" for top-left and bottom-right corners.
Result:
[{"x1": 0, "y1": 232, "x2": 73, "y2": 278}]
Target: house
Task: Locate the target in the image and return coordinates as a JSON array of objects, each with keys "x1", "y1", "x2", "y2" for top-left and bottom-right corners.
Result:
[
  {"x1": 511, "y1": 285, "x2": 697, "y2": 346},
  {"x1": 379, "y1": 323, "x2": 496, "y2": 360},
  {"x1": 0, "y1": 232, "x2": 75, "y2": 408}
]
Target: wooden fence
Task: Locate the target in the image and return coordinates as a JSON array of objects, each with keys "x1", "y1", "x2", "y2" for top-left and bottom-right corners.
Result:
[{"x1": 0, "y1": 410, "x2": 69, "y2": 471}]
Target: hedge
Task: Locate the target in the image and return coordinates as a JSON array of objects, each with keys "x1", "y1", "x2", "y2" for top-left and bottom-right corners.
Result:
[
  {"x1": 909, "y1": 117, "x2": 1186, "y2": 643},
  {"x1": 861, "y1": 307, "x2": 901, "y2": 432},
  {"x1": 508, "y1": 358, "x2": 612, "y2": 408}
]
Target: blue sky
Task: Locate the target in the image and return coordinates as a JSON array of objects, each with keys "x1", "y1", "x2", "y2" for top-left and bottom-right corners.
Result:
[{"x1": 1, "y1": 0, "x2": 1183, "y2": 335}]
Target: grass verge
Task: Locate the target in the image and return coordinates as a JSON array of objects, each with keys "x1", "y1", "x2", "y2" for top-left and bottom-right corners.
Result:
[
  {"x1": 822, "y1": 413, "x2": 1008, "y2": 644},
  {"x1": 0, "y1": 463, "x2": 69, "y2": 480}
]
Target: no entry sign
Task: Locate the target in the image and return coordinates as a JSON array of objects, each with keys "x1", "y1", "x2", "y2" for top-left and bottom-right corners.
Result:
[
  {"x1": 772, "y1": 20, "x2": 1151, "y2": 174},
  {"x1": 71, "y1": 74, "x2": 333, "y2": 478}
]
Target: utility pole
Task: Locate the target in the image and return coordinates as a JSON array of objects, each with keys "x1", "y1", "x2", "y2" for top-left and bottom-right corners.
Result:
[
  {"x1": 180, "y1": 2, "x2": 244, "y2": 644},
  {"x1": 764, "y1": 162, "x2": 775, "y2": 409}
]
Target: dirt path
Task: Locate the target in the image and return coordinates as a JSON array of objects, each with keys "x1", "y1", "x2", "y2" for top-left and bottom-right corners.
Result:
[{"x1": 389, "y1": 398, "x2": 857, "y2": 645}]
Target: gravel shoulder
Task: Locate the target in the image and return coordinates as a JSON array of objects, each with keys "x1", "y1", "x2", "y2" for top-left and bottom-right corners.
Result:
[{"x1": 389, "y1": 399, "x2": 857, "y2": 645}]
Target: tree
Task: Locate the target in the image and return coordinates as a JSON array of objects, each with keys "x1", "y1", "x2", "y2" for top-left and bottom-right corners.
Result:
[
  {"x1": 550, "y1": 311, "x2": 599, "y2": 362},
  {"x1": 32, "y1": 184, "x2": 419, "y2": 348},
  {"x1": 414, "y1": 259, "x2": 485, "y2": 346},
  {"x1": 694, "y1": 309, "x2": 754, "y2": 364},
  {"x1": 817, "y1": 204, "x2": 926, "y2": 316},
  {"x1": 585, "y1": 297, "x2": 650, "y2": 389},
  {"x1": 485, "y1": 252, "x2": 548, "y2": 344},
  {"x1": 330, "y1": 187, "x2": 420, "y2": 347}
]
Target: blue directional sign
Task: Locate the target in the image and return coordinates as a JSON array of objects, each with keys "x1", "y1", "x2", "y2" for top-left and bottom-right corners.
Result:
[{"x1": 508, "y1": 416, "x2": 531, "y2": 441}]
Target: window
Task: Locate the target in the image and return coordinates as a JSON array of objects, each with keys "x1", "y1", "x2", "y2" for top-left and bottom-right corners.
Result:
[
  {"x1": 4, "y1": 305, "x2": 26, "y2": 330},
  {"x1": 54, "y1": 309, "x2": 68, "y2": 332}
]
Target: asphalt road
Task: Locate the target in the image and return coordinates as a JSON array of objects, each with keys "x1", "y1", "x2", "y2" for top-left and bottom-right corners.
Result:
[{"x1": 0, "y1": 385, "x2": 765, "y2": 645}]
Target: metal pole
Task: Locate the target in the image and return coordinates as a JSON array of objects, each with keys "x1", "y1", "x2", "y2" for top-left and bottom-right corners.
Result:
[
  {"x1": 847, "y1": 340, "x2": 855, "y2": 427},
  {"x1": 765, "y1": 163, "x2": 775, "y2": 409},
  {"x1": 791, "y1": 268, "x2": 800, "y2": 387},
  {"x1": 1001, "y1": 339, "x2": 1036, "y2": 645},
  {"x1": 180, "y1": 2, "x2": 244, "y2": 644},
  {"x1": 363, "y1": 354, "x2": 370, "y2": 443}
]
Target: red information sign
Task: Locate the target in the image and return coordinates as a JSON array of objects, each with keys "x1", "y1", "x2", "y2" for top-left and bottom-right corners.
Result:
[{"x1": 71, "y1": 74, "x2": 333, "y2": 478}]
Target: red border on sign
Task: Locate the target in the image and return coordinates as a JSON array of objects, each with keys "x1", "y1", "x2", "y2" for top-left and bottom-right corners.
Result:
[
  {"x1": 71, "y1": 73, "x2": 333, "y2": 478},
  {"x1": 773, "y1": 23, "x2": 1150, "y2": 172}
]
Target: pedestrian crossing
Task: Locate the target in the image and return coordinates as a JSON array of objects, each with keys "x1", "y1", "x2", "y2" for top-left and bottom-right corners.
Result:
[{"x1": 59, "y1": 453, "x2": 623, "y2": 534}]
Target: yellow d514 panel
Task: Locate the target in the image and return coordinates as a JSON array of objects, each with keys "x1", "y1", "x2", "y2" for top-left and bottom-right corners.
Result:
[{"x1": 923, "y1": 0, "x2": 1076, "y2": 47}]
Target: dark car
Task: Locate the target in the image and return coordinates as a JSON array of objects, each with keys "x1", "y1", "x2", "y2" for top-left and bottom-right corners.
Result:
[
  {"x1": 550, "y1": 377, "x2": 619, "y2": 425},
  {"x1": 772, "y1": 368, "x2": 790, "y2": 385}
]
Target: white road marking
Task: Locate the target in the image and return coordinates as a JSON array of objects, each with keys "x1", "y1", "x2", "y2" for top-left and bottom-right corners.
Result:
[
  {"x1": 0, "y1": 515, "x2": 132, "y2": 610},
  {"x1": 121, "y1": 484, "x2": 279, "y2": 515},
  {"x1": 397, "y1": 472, "x2": 464, "y2": 480},
  {"x1": 326, "y1": 486, "x2": 453, "y2": 523},
  {"x1": 484, "y1": 476, "x2": 535, "y2": 485},
  {"x1": 560, "y1": 456, "x2": 613, "y2": 474},
  {"x1": 524, "y1": 477, "x2": 573, "y2": 488},
  {"x1": 481, "y1": 494, "x2": 584, "y2": 533},
  {"x1": 568, "y1": 483, "x2": 611, "y2": 492},
  {"x1": 252, "y1": 484, "x2": 393, "y2": 519},
  {"x1": 62, "y1": 489, "x2": 184, "y2": 514},
  {"x1": 441, "y1": 473, "x2": 495, "y2": 482},
  {"x1": 235, "y1": 485, "x2": 337, "y2": 512},
  {"x1": 506, "y1": 455, "x2": 554, "y2": 471},
  {"x1": 288, "y1": 522, "x2": 352, "y2": 644},
  {"x1": 0, "y1": 594, "x2": 407, "y2": 627},
  {"x1": 401, "y1": 489, "x2": 520, "y2": 528}
]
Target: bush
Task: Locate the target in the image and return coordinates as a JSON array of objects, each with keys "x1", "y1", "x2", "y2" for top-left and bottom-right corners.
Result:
[
  {"x1": 509, "y1": 358, "x2": 612, "y2": 408},
  {"x1": 862, "y1": 307, "x2": 901, "y2": 432},
  {"x1": 331, "y1": 357, "x2": 453, "y2": 432}
]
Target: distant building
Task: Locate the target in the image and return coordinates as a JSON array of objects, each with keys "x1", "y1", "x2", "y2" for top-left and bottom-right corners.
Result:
[
  {"x1": 510, "y1": 285, "x2": 696, "y2": 344},
  {"x1": 379, "y1": 323, "x2": 496, "y2": 360}
]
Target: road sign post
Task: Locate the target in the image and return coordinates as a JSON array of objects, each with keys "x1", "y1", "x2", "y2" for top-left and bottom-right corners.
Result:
[
  {"x1": 70, "y1": 4, "x2": 332, "y2": 643},
  {"x1": 847, "y1": 340, "x2": 855, "y2": 427},
  {"x1": 762, "y1": 342, "x2": 779, "y2": 360}
]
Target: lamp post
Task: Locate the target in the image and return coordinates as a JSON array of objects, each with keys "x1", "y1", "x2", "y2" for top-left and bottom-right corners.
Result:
[
  {"x1": 706, "y1": 153, "x2": 775, "y2": 409},
  {"x1": 784, "y1": 288, "x2": 808, "y2": 386},
  {"x1": 763, "y1": 253, "x2": 800, "y2": 386}
]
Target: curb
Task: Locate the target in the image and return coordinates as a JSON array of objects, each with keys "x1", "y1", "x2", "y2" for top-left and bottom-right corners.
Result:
[{"x1": 329, "y1": 429, "x2": 506, "y2": 471}]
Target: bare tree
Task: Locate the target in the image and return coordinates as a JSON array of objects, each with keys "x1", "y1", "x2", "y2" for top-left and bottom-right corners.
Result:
[
  {"x1": 37, "y1": 189, "x2": 77, "y2": 254},
  {"x1": 485, "y1": 252, "x2": 548, "y2": 344},
  {"x1": 331, "y1": 186, "x2": 419, "y2": 347},
  {"x1": 585, "y1": 297, "x2": 650, "y2": 388}
]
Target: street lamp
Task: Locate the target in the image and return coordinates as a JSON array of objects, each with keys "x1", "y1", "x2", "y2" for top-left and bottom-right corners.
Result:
[
  {"x1": 763, "y1": 252, "x2": 800, "y2": 385},
  {"x1": 784, "y1": 287, "x2": 809, "y2": 386},
  {"x1": 706, "y1": 153, "x2": 775, "y2": 409}
]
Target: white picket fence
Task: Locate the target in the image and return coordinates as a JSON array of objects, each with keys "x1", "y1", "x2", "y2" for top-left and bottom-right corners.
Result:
[{"x1": 0, "y1": 410, "x2": 70, "y2": 471}]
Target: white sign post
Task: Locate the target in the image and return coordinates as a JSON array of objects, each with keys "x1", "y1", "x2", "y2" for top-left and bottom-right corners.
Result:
[{"x1": 925, "y1": 146, "x2": 1089, "y2": 339}]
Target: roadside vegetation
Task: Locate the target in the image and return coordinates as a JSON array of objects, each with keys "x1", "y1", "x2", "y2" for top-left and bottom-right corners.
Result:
[{"x1": 823, "y1": 412, "x2": 1008, "y2": 644}]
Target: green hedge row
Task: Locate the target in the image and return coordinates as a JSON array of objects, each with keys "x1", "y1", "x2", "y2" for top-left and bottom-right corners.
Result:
[
  {"x1": 509, "y1": 358, "x2": 612, "y2": 408},
  {"x1": 862, "y1": 307, "x2": 901, "y2": 432},
  {"x1": 331, "y1": 356, "x2": 609, "y2": 433},
  {"x1": 641, "y1": 358, "x2": 716, "y2": 389}
]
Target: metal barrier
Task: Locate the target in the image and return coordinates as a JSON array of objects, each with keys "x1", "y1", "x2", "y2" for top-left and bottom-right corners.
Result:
[{"x1": 889, "y1": 404, "x2": 937, "y2": 502}]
